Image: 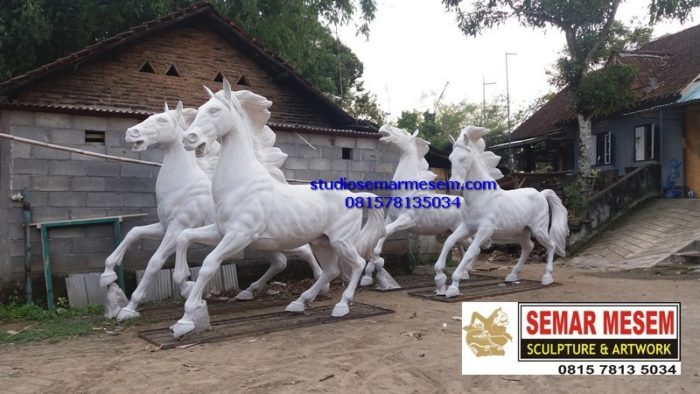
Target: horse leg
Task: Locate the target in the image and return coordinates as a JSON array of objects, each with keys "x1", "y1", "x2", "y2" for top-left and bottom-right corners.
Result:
[
  {"x1": 286, "y1": 241, "x2": 340, "y2": 313},
  {"x1": 361, "y1": 216, "x2": 393, "y2": 287},
  {"x1": 329, "y1": 240, "x2": 366, "y2": 317},
  {"x1": 235, "y1": 252, "x2": 287, "y2": 301},
  {"x1": 532, "y1": 228, "x2": 556, "y2": 285},
  {"x1": 362, "y1": 215, "x2": 412, "y2": 288},
  {"x1": 446, "y1": 227, "x2": 494, "y2": 298},
  {"x1": 289, "y1": 244, "x2": 329, "y2": 296},
  {"x1": 171, "y1": 231, "x2": 251, "y2": 338},
  {"x1": 434, "y1": 223, "x2": 472, "y2": 295},
  {"x1": 100, "y1": 222, "x2": 164, "y2": 287},
  {"x1": 505, "y1": 231, "x2": 534, "y2": 282},
  {"x1": 172, "y1": 224, "x2": 221, "y2": 298},
  {"x1": 117, "y1": 226, "x2": 181, "y2": 321}
]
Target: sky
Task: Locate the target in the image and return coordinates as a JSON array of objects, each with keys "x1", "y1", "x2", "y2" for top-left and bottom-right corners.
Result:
[{"x1": 337, "y1": 1, "x2": 700, "y2": 121}]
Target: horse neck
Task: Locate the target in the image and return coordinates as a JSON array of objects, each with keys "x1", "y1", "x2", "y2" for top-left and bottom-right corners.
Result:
[
  {"x1": 392, "y1": 149, "x2": 421, "y2": 182},
  {"x1": 215, "y1": 127, "x2": 270, "y2": 183},
  {"x1": 157, "y1": 135, "x2": 203, "y2": 188},
  {"x1": 462, "y1": 160, "x2": 499, "y2": 205}
]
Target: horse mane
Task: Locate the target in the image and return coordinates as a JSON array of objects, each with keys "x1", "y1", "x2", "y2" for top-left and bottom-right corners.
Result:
[
  {"x1": 216, "y1": 89, "x2": 288, "y2": 183},
  {"x1": 414, "y1": 137, "x2": 437, "y2": 181},
  {"x1": 457, "y1": 126, "x2": 504, "y2": 180}
]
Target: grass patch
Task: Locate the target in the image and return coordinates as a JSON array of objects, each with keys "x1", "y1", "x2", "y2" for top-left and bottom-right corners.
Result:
[{"x1": 0, "y1": 301, "x2": 111, "y2": 344}]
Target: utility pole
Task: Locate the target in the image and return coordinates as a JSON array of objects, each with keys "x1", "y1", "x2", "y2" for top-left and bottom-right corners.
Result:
[
  {"x1": 482, "y1": 76, "x2": 495, "y2": 126},
  {"x1": 505, "y1": 52, "x2": 517, "y2": 171}
]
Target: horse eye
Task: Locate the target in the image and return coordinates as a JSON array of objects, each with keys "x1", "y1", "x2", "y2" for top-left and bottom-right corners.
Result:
[
  {"x1": 157, "y1": 118, "x2": 168, "y2": 123},
  {"x1": 209, "y1": 107, "x2": 220, "y2": 114}
]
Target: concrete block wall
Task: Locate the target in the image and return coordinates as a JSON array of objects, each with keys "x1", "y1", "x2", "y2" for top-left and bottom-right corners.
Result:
[
  {"x1": 1, "y1": 110, "x2": 161, "y2": 283},
  {"x1": 0, "y1": 109, "x2": 409, "y2": 288}
]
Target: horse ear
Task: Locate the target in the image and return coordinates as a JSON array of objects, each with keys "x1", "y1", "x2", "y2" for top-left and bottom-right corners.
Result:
[
  {"x1": 181, "y1": 108, "x2": 198, "y2": 127},
  {"x1": 176, "y1": 100, "x2": 183, "y2": 114},
  {"x1": 164, "y1": 101, "x2": 169, "y2": 112},
  {"x1": 448, "y1": 134, "x2": 456, "y2": 144},
  {"x1": 412, "y1": 128, "x2": 420, "y2": 138},
  {"x1": 223, "y1": 78, "x2": 232, "y2": 101},
  {"x1": 203, "y1": 85, "x2": 215, "y2": 98}
]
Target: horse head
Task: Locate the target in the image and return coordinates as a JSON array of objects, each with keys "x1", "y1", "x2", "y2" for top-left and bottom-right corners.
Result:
[
  {"x1": 449, "y1": 126, "x2": 504, "y2": 183},
  {"x1": 379, "y1": 125, "x2": 431, "y2": 158},
  {"x1": 126, "y1": 101, "x2": 196, "y2": 151}
]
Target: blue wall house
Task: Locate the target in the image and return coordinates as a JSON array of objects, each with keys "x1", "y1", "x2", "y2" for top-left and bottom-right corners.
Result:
[{"x1": 494, "y1": 24, "x2": 700, "y2": 197}]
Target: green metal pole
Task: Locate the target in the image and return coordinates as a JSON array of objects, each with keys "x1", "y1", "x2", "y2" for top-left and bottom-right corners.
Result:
[
  {"x1": 113, "y1": 220, "x2": 125, "y2": 291},
  {"x1": 40, "y1": 226, "x2": 55, "y2": 311},
  {"x1": 22, "y1": 189, "x2": 33, "y2": 305}
]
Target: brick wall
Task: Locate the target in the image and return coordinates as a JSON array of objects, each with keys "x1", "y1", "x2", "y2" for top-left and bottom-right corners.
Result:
[
  {"x1": 15, "y1": 23, "x2": 339, "y2": 127},
  {"x1": 0, "y1": 109, "x2": 404, "y2": 287}
]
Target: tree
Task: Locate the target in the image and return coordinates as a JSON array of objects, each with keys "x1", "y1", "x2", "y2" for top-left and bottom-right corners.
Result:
[
  {"x1": 0, "y1": 0, "x2": 382, "y2": 119},
  {"x1": 443, "y1": 0, "x2": 700, "y2": 180},
  {"x1": 394, "y1": 95, "x2": 515, "y2": 151}
]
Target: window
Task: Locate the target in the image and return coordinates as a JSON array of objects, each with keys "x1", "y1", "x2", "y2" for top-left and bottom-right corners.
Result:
[
  {"x1": 592, "y1": 131, "x2": 612, "y2": 166},
  {"x1": 342, "y1": 147, "x2": 352, "y2": 160},
  {"x1": 237, "y1": 75, "x2": 250, "y2": 86},
  {"x1": 85, "y1": 130, "x2": 105, "y2": 146},
  {"x1": 165, "y1": 64, "x2": 181, "y2": 77},
  {"x1": 139, "y1": 61, "x2": 155, "y2": 73},
  {"x1": 634, "y1": 124, "x2": 656, "y2": 161}
]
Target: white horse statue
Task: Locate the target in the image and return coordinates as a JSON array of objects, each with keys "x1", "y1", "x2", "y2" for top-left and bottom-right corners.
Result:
[
  {"x1": 170, "y1": 79, "x2": 389, "y2": 337},
  {"x1": 436, "y1": 126, "x2": 569, "y2": 298},
  {"x1": 360, "y1": 125, "x2": 472, "y2": 292},
  {"x1": 100, "y1": 101, "x2": 325, "y2": 321}
]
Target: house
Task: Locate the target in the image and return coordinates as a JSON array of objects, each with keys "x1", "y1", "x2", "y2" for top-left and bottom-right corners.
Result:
[
  {"x1": 0, "y1": 3, "x2": 414, "y2": 292},
  {"x1": 494, "y1": 23, "x2": 700, "y2": 196}
]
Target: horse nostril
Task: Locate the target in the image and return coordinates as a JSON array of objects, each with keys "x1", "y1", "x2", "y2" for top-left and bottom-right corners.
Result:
[
  {"x1": 186, "y1": 133, "x2": 199, "y2": 143},
  {"x1": 128, "y1": 128, "x2": 141, "y2": 138}
]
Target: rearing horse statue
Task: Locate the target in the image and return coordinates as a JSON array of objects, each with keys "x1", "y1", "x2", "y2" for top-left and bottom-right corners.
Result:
[
  {"x1": 170, "y1": 79, "x2": 389, "y2": 337},
  {"x1": 437, "y1": 126, "x2": 569, "y2": 298},
  {"x1": 100, "y1": 102, "x2": 325, "y2": 321},
  {"x1": 360, "y1": 125, "x2": 472, "y2": 294}
]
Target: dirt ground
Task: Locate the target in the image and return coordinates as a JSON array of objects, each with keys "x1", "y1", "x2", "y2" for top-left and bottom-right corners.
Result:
[{"x1": 1, "y1": 262, "x2": 699, "y2": 394}]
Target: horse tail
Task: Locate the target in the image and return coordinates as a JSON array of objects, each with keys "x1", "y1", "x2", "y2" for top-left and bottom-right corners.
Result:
[
  {"x1": 542, "y1": 189, "x2": 569, "y2": 256},
  {"x1": 354, "y1": 193, "x2": 387, "y2": 260}
]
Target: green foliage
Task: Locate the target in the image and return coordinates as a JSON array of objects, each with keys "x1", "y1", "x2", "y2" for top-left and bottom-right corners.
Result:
[
  {"x1": 0, "y1": 0, "x2": 383, "y2": 120},
  {"x1": 394, "y1": 95, "x2": 519, "y2": 150},
  {"x1": 562, "y1": 182, "x2": 587, "y2": 216},
  {"x1": 573, "y1": 63, "x2": 638, "y2": 118},
  {"x1": 0, "y1": 300, "x2": 105, "y2": 344}
]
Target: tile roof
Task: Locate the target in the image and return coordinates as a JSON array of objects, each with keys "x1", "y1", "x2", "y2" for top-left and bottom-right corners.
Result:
[
  {"x1": 511, "y1": 23, "x2": 700, "y2": 141},
  {"x1": 0, "y1": 1, "x2": 374, "y2": 133}
]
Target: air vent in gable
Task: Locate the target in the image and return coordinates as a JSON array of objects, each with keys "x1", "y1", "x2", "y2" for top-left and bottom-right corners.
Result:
[
  {"x1": 165, "y1": 65, "x2": 181, "y2": 77},
  {"x1": 139, "y1": 61, "x2": 155, "y2": 73}
]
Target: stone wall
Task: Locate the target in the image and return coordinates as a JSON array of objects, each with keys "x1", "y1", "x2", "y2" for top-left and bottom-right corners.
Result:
[
  {"x1": 567, "y1": 163, "x2": 661, "y2": 252},
  {"x1": 0, "y1": 109, "x2": 403, "y2": 291}
]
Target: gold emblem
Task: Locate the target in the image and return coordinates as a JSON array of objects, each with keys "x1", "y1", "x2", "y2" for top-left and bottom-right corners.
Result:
[{"x1": 464, "y1": 308, "x2": 512, "y2": 357}]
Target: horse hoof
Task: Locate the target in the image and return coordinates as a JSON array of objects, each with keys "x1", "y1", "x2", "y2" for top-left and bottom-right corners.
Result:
[
  {"x1": 170, "y1": 319, "x2": 195, "y2": 338},
  {"x1": 180, "y1": 281, "x2": 195, "y2": 298},
  {"x1": 541, "y1": 274, "x2": 554, "y2": 286},
  {"x1": 331, "y1": 303, "x2": 349, "y2": 317},
  {"x1": 445, "y1": 285, "x2": 461, "y2": 299},
  {"x1": 116, "y1": 307, "x2": 140, "y2": 322},
  {"x1": 285, "y1": 300, "x2": 305, "y2": 313},
  {"x1": 360, "y1": 275, "x2": 374, "y2": 287},
  {"x1": 376, "y1": 269, "x2": 401, "y2": 290},
  {"x1": 505, "y1": 274, "x2": 519, "y2": 282},
  {"x1": 99, "y1": 271, "x2": 118, "y2": 287},
  {"x1": 434, "y1": 285, "x2": 447, "y2": 296},
  {"x1": 460, "y1": 271, "x2": 471, "y2": 280},
  {"x1": 234, "y1": 289, "x2": 254, "y2": 301}
]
